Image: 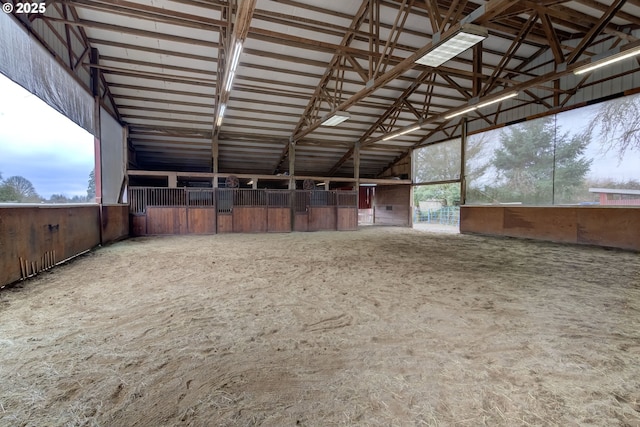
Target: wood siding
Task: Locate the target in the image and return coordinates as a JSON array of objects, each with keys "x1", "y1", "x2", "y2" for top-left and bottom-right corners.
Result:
[
  {"x1": 461, "y1": 206, "x2": 640, "y2": 251},
  {"x1": 337, "y1": 207, "x2": 358, "y2": 231},
  {"x1": 131, "y1": 214, "x2": 147, "y2": 236},
  {"x1": 267, "y1": 208, "x2": 291, "y2": 233},
  {"x1": 233, "y1": 207, "x2": 268, "y2": 233},
  {"x1": 146, "y1": 207, "x2": 188, "y2": 235},
  {"x1": 187, "y1": 208, "x2": 216, "y2": 234},
  {"x1": 374, "y1": 185, "x2": 411, "y2": 226},
  {"x1": 294, "y1": 213, "x2": 309, "y2": 232},
  {"x1": 309, "y1": 207, "x2": 337, "y2": 231},
  {"x1": 217, "y1": 214, "x2": 233, "y2": 234},
  {"x1": 101, "y1": 205, "x2": 129, "y2": 242},
  {"x1": 0, "y1": 206, "x2": 101, "y2": 287}
]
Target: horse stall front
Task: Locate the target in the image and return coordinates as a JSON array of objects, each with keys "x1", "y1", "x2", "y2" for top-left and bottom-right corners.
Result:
[{"x1": 128, "y1": 187, "x2": 358, "y2": 235}]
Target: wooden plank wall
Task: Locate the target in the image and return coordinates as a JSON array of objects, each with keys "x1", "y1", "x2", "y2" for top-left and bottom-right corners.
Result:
[
  {"x1": 217, "y1": 214, "x2": 233, "y2": 233},
  {"x1": 460, "y1": 206, "x2": 640, "y2": 251},
  {"x1": 309, "y1": 207, "x2": 337, "y2": 231},
  {"x1": 146, "y1": 207, "x2": 188, "y2": 235},
  {"x1": 131, "y1": 214, "x2": 147, "y2": 236},
  {"x1": 0, "y1": 206, "x2": 101, "y2": 287},
  {"x1": 233, "y1": 207, "x2": 268, "y2": 233},
  {"x1": 337, "y1": 207, "x2": 358, "y2": 230},
  {"x1": 374, "y1": 185, "x2": 411, "y2": 226},
  {"x1": 101, "y1": 205, "x2": 129, "y2": 242},
  {"x1": 268, "y1": 208, "x2": 291, "y2": 233},
  {"x1": 294, "y1": 213, "x2": 309, "y2": 232},
  {"x1": 188, "y1": 208, "x2": 216, "y2": 234},
  {"x1": 128, "y1": 188, "x2": 359, "y2": 235}
]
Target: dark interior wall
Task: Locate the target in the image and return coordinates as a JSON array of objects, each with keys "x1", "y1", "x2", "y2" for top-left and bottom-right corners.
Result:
[
  {"x1": 460, "y1": 206, "x2": 640, "y2": 251},
  {"x1": 374, "y1": 185, "x2": 411, "y2": 226}
]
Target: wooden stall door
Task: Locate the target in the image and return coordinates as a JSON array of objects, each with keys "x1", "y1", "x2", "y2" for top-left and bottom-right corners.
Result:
[
  {"x1": 267, "y1": 208, "x2": 291, "y2": 232},
  {"x1": 309, "y1": 206, "x2": 337, "y2": 231},
  {"x1": 187, "y1": 208, "x2": 216, "y2": 234},
  {"x1": 233, "y1": 207, "x2": 268, "y2": 233},
  {"x1": 373, "y1": 185, "x2": 411, "y2": 226},
  {"x1": 146, "y1": 207, "x2": 188, "y2": 234},
  {"x1": 337, "y1": 207, "x2": 358, "y2": 230}
]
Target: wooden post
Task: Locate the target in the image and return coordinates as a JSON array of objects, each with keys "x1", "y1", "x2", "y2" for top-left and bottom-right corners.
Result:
[
  {"x1": 288, "y1": 139, "x2": 296, "y2": 190},
  {"x1": 168, "y1": 173, "x2": 177, "y2": 188},
  {"x1": 252, "y1": 178, "x2": 258, "y2": 189},
  {"x1": 460, "y1": 118, "x2": 467, "y2": 206},
  {"x1": 354, "y1": 140, "x2": 360, "y2": 186}
]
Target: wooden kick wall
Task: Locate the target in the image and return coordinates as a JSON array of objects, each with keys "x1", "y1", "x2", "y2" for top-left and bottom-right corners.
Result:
[
  {"x1": 373, "y1": 185, "x2": 411, "y2": 226},
  {"x1": 460, "y1": 206, "x2": 640, "y2": 251},
  {"x1": 0, "y1": 204, "x2": 129, "y2": 288}
]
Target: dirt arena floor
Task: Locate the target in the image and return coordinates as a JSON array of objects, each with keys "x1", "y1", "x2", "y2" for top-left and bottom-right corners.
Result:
[{"x1": 1, "y1": 227, "x2": 639, "y2": 426}]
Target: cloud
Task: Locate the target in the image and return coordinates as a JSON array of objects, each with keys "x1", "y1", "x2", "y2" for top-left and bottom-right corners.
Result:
[{"x1": 0, "y1": 74, "x2": 94, "y2": 198}]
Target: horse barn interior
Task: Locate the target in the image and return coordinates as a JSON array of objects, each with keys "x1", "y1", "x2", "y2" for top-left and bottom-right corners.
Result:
[{"x1": 1, "y1": 0, "x2": 640, "y2": 425}]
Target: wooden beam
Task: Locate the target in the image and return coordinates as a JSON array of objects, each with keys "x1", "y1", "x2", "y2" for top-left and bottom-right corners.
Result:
[{"x1": 567, "y1": 0, "x2": 629, "y2": 64}]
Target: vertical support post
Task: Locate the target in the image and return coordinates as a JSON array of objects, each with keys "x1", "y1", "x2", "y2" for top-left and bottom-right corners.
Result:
[
  {"x1": 252, "y1": 178, "x2": 258, "y2": 189},
  {"x1": 473, "y1": 43, "x2": 483, "y2": 97},
  {"x1": 91, "y1": 47, "x2": 104, "y2": 244},
  {"x1": 553, "y1": 79, "x2": 560, "y2": 107},
  {"x1": 212, "y1": 143, "x2": 219, "y2": 173},
  {"x1": 354, "y1": 141, "x2": 361, "y2": 186},
  {"x1": 460, "y1": 118, "x2": 467, "y2": 206},
  {"x1": 168, "y1": 173, "x2": 177, "y2": 188},
  {"x1": 288, "y1": 139, "x2": 296, "y2": 190}
]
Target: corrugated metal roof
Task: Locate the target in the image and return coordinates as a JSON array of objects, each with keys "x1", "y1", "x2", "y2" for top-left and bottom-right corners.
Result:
[{"x1": 6, "y1": 0, "x2": 640, "y2": 177}]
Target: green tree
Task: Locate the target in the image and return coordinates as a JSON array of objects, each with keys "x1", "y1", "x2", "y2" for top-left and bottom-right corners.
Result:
[
  {"x1": 87, "y1": 168, "x2": 96, "y2": 200},
  {"x1": 587, "y1": 94, "x2": 640, "y2": 159},
  {"x1": 413, "y1": 139, "x2": 461, "y2": 183},
  {"x1": 49, "y1": 194, "x2": 70, "y2": 203},
  {"x1": 1, "y1": 175, "x2": 40, "y2": 202},
  {"x1": 414, "y1": 183, "x2": 460, "y2": 206},
  {"x1": 492, "y1": 117, "x2": 591, "y2": 204}
]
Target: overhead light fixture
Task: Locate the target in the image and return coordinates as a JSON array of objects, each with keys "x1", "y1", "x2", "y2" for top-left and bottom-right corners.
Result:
[
  {"x1": 321, "y1": 111, "x2": 351, "y2": 126},
  {"x1": 445, "y1": 106, "x2": 477, "y2": 120},
  {"x1": 382, "y1": 125, "x2": 421, "y2": 141},
  {"x1": 476, "y1": 92, "x2": 518, "y2": 109},
  {"x1": 416, "y1": 24, "x2": 488, "y2": 67},
  {"x1": 574, "y1": 45, "x2": 640, "y2": 75},
  {"x1": 445, "y1": 92, "x2": 517, "y2": 120},
  {"x1": 216, "y1": 104, "x2": 226, "y2": 126},
  {"x1": 224, "y1": 41, "x2": 243, "y2": 92}
]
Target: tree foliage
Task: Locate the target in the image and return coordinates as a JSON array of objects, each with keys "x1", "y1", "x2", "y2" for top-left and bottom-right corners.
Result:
[
  {"x1": 587, "y1": 94, "x2": 640, "y2": 159},
  {"x1": 87, "y1": 168, "x2": 96, "y2": 200},
  {"x1": 0, "y1": 174, "x2": 40, "y2": 202},
  {"x1": 414, "y1": 183, "x2": 460, "y2": 207},
  {"x1": 413, "y1": 140, "x2": 461, "y2": 183},
  {"x1": 492, "y1": 117, "x2": 591, "y2": 204}
]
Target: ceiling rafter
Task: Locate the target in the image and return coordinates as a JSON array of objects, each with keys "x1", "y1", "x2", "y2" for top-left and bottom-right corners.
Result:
[
  {"x1": 567, "y1": 0, "x2": 629, "y2": 64},
  {"x1": 273, "y1": 0, "x2": 371, "y2": 174}
]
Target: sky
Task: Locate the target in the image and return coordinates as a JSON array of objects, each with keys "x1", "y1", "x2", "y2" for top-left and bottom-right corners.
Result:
[{"x1": 0, "y1": 73, "x2": 94, "y2": 199}]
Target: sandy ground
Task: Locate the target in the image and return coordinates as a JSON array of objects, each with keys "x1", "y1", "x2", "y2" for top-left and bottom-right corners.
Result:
[{"x1": 0, "y1": 227, "x2": 639, "y2": 427}]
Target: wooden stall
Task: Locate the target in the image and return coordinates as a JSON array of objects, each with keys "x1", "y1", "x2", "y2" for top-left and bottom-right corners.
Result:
[
  {"x1": 128, "y1": 187, "x2": 358, "y2": 235},
  {"x1": 373, "y1": 185, "x2": 411, "y2": 226},
  {"x1": 460, "y1": 205, "x2": 640, "y2": 251}
]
